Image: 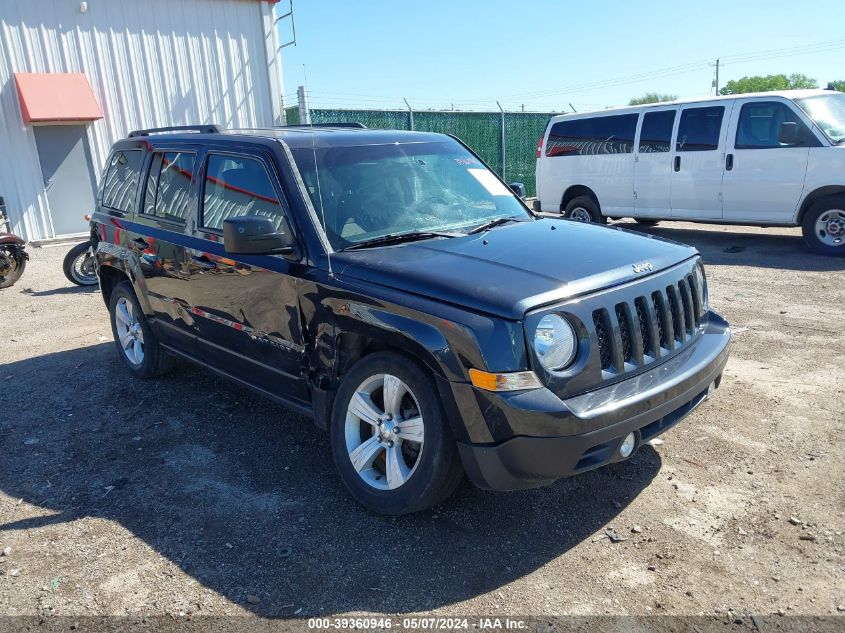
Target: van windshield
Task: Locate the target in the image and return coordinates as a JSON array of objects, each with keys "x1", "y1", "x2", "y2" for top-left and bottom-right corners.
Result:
[
  {"x1": 795, "y1": 93, "x2": 845, "y2": 144},
  {"x1": 290, "y1": 140, "x2": 530, "y2": 250}
]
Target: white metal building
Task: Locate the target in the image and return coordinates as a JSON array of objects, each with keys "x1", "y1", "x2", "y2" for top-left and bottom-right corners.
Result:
[{"x1": 0, "y1": 0, "x2": 284, "y2": 242}]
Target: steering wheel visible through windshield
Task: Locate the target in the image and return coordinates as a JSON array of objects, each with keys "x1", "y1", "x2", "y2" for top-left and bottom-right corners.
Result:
[{"x1": 290, "y1": 139, "x2": 530, "y2": 250}]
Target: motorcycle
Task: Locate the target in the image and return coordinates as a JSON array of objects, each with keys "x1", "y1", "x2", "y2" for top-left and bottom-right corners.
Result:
[
  {"x1": 62, "y1": 214, "x2": 98, "y2": 286},
  {"x1": 0, "y1": 197, "x2": 29, "y2": 290}
]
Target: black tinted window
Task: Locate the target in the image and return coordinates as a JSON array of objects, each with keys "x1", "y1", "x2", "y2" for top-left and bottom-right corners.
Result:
[
  {"x1": 676, "y1": 106, "x2": 724, "y2": 152},
  {"x1": 546, "y1": 113, "x2": 638, "y2": 156},
  {"x1": 638, "y1": 110, "x2": 676, "y2": 153},
  {"x1": 736, "y1": 101, "x2": 809, "y2": 149},
  {"x1": 143, "y1": 152, "x2": 195, "y2": 222},
  {"x1": 102, "y1": 150, "x2": 142, "y2": 213},
  {"x1": 202, "y1": 155, "x2": 286, "y2": 231}
]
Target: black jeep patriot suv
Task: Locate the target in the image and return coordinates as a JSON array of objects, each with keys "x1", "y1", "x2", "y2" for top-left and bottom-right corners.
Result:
[{"x1": 92, "y1": 124, "x2": 731, "y2": 514}]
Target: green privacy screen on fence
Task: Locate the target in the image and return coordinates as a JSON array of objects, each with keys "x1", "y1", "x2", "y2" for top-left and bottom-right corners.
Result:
[{"x1": 283, "y1": 107, "x2": 554, "y2": 197}]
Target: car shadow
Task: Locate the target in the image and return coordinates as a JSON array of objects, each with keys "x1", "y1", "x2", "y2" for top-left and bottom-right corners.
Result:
[
  {"x1": 610, "y1": 221, "x2": 845, "y2": 272},
  {"x1": 0, "y1": 344, "x2": 661, "y2": 616}
]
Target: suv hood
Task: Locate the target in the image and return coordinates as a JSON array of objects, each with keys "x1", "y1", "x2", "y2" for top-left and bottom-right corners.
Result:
[{"x1": 332, "y1": 218, "x2": 698, "y2": 319}]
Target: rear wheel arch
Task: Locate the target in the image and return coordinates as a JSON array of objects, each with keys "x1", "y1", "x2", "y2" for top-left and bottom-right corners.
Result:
[
  {"x1": 98, "y1": 264, "x2": 130, "y2": 305},
  {"x1": 560, "y1": 185, "x2": 600, "y2": 213},
  {"x1": 797, "y1": 186, "x2": 845, "y2": 224}
]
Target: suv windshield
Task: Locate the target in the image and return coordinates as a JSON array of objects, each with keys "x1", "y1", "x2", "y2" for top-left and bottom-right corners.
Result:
[
  {"x1": 290, "y1": 139, "x2": 530, "y2": 250},
  {"x1": 795, "y1": 93, "x2": 845, "y2": 144}
]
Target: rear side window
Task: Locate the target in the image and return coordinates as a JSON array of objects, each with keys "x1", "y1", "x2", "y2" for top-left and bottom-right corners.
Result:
[
  {"x1": 143, "y1": 152, "x2": 196, "y2": 223},
  {"x1": 201, "y1": 154, "x2": 287, "y2": 231},
  {"x1": 638, "y1": 110, "x2": 676, "y2": 153},
  {"x1": 546, "y1": 114, "x2": 638, "y2": 157},
  {"x1": 676, "y1": 106, "x2": 725, "y2": 152},
  {"x1": 101, "y1": 150, "x2": 143, "y2": 213},
  {"x1": 735, "y1": 101, "x2": 810, "y2": 149}
]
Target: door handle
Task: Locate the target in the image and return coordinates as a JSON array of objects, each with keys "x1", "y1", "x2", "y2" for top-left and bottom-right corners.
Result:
[
  {"x1": 132, "y1": 237, "x2": 149, "y2": 249},
  {"x1": 191, "y1": 255, "x2": 217, "y2": 270},
  {"x1": 673, "y1": 156, "x2": 681, "y2": 172},
  {"x1": 726, "y1": 153, "x2": 734, "y2": 171}
]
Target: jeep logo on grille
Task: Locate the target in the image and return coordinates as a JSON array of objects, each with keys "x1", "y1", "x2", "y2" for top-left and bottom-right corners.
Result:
[{"x1": 632, "y1": 261, "x2": 653, "y2": 274}]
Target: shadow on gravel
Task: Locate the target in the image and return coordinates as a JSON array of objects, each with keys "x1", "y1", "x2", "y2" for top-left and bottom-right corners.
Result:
[
  {"x1": 19, "y1": 285, "x2": 100, "y2": 297},
  {"x1": 614, "y1": 223, "x2": 845, "y2": 272},
  {"x1": 0, "y1": 344, "x2": 661, "y2": 616}
]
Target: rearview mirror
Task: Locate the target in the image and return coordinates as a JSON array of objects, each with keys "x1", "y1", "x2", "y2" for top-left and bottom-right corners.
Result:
[
  {"x1": 778, "y1": 121, "x2": 802, "y2": 145},
  {"x1": 509, "y1": 182, "x2": 527, "y2": 199},
  {"x1": 223, "y1": 216, "x2": 295, "y2": 255}
]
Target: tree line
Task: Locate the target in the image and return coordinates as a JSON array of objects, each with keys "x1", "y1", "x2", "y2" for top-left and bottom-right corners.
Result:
[{"x1": 629, "y1": 74, "x2": 844, "y2": 105}]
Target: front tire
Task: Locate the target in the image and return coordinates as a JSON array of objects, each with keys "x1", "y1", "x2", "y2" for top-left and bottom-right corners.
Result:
[
  {"x1": 63, "y1": 241, "x2": 98, "y2": 285},
  {"x1": 802, "y1": 197, "x2": 845, "y2": 256},
  {"x1": 563, "y1": 195, "x2": 605, "y2": 224},
  {"x1": 108, "y1": 282, "x2": 174, "y2": 378},
  {"x1": 330, "y1": 351, "x2": 464, "y2": 515}
]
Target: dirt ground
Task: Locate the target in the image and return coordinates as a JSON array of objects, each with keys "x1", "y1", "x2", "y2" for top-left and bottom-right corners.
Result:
[{"x1": 0, "y1": 221, "x2": 843, "y2": 628}]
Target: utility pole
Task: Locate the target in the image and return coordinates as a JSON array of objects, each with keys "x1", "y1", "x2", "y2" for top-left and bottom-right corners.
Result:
[
  {"x1": 297, "y1": 85, "x2": 311, "y2": 125},
  {"x1": 715, "y1": 58, "x2": 720, "y2": 95}
]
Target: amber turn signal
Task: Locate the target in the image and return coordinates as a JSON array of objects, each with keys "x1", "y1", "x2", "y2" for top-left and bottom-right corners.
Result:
[{"x1": 469, "y1": 368, "x2": 542, "y2": 392}]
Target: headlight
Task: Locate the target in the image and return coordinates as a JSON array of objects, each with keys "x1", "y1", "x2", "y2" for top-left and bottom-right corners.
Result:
[
  {"x1": 533, "y1": 314, "x2": 577, "y2": 371},
  {"x1": 693, "y1": 261, "x2": 709, "y2": 316}
]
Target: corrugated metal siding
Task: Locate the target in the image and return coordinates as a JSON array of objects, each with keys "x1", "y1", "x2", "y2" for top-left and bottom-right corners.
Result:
[{"x1": 0, "y1": 0, "x2": 281, "y2": 240}]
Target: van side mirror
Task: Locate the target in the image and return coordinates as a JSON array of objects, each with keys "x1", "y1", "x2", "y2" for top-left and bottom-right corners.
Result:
[
  {"x1": 778, "y1": 121, "x2": 801, "y2": 145},
  {"x1": 223, "y1": 215, "x2": 295, "y2": 256},
  {"x1": 509, "y1": 182, "x2": 527, "y2": 199}
]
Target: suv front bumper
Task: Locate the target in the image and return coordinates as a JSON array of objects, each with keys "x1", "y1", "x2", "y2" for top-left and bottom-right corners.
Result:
[{"x1": 455, "y1": 312, "x2": 731, "y2": 490}]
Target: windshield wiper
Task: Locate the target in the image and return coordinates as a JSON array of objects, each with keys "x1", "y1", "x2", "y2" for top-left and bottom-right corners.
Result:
[
  {"x1": 467, "y1": 216, "x2": 521, "y2": 234},
  {"x1": 342, "y1": 230, "x2": 463, "y2": 251}
]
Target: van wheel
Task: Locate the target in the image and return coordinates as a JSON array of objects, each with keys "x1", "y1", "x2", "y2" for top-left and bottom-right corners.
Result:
[
  {"x1": 564, "y1": 196, "x2": 605, "y2": 224},
  {"x1": 108, "y1": 282, "x2": 174, "y2": 378},
  {"x1": 802, "y1": 197, "x2": 845, "y2": 256},
  {"x1": 330, "y1": 351, "x2": 464, "y2": 515}
]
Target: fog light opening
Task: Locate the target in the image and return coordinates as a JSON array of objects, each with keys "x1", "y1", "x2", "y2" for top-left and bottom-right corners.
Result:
[{"x1": 619, "y1": 432, "x2": 636, "y2": 459}]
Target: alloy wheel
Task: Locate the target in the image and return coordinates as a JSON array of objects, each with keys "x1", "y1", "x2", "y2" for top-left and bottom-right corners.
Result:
[
  {"x1": 344, "y1": 373, "x2": 425, "y2": 490},
  {"x1": 114, "y1": 297, "x2": 145, "y2": 366}
]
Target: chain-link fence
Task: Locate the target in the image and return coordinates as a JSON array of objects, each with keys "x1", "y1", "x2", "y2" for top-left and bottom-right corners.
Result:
[{"x1": 284, "y1": 105, "x2": 553, "y2": 196}]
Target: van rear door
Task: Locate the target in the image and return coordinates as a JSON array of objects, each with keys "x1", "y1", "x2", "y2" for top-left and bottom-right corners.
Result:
[{"x1": 670, "y1": 103, "x2": 732, "y2": 219}]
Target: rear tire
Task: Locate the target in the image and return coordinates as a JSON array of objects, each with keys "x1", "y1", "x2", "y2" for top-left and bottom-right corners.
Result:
[
  {"x1": 108, "y1": 282, "x2": 174, "y2": 378},
  {"x1": 63, "y1": 241, "x2": 98, "y2": 285},
  {"x1": 0, "y1": 252, "x2": 25, "y2": 289},
  {"x1": 802, "y1": 197, "x2": 845, "y2": 256},
  {"x1": 563, "y1": 195, "x2": 605, "y2": 224},
  {"x1": 330, "y1": 351, "x2": 464, "y2": 515}
]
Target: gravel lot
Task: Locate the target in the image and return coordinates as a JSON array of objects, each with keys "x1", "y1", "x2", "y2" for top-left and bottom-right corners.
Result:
[{"x1": 0, "y1": 221, "x2": 843, "y2": 627}]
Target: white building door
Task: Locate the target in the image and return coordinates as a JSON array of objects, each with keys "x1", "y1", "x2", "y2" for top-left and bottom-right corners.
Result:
[{"x1": 33, "y1": 125, "x2": 98, "y2": 237}]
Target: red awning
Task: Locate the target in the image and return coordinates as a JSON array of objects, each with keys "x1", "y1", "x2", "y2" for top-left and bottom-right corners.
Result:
[{"x1": 14, "y1": 72, "x2": 103, "y2": 124}]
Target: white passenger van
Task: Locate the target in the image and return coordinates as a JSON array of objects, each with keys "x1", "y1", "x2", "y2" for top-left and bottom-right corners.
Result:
[{"x1": 535, "y1": 89, "x2": 845, "y2": 256}]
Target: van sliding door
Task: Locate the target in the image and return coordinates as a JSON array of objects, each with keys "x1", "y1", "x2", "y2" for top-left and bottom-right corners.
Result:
[{"x1": 633, "y1": 107, "x2": 677, "y2": 218}]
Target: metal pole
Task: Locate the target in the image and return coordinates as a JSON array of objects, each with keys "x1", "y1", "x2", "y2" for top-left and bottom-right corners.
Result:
[
  {"x1": 297, "y1": 85, "x2": 311, "y2": 125},
  {"x1": 496, "y1": 101, "x2": 506, "y2": 181},
  {"x1": 403, "y1": 98, "x2": 414, "y2": 131},
  {"x1": 279, "y1": 92, "x2": 287, "y2": 126}
]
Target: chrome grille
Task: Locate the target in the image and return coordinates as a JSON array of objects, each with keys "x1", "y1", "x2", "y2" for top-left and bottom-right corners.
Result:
[{"x1": 593, "y1": 273, "x2": 703, "y2": 375}]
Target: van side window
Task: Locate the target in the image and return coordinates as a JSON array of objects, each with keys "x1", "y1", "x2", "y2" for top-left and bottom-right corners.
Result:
[
  {"x1": 101, "y1": 150, "x2": 143, "y2": 213},
  {"x1": 638, "y1": 110, "x2": 676, "y2": 153},
  {"x1": 676, "y1": 106, "x2": 724, "y2": 152},
  {"x1": 201, "y1": 154, "x2": 287, "y2": 232},
  {"x1": 546, "y1": 114, "x2": 638, "y2": 157},
  {"x1": 735, "y1": 102, "x2": 811, "y2": 149},
  {"x1": 143, "y1": 152, "x2": 196, "y2": 223}
]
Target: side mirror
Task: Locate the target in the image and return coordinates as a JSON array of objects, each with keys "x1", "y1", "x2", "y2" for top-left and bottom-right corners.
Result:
[
  {"x1": 509, "y1": 182, "x2": 527, "y2": 199},
  {"x1": 222, "y1": 215, "x2": 295, "y2": 255},
  {"x1": 778, "y1": 121, "x2": 801, "y2": 145}
]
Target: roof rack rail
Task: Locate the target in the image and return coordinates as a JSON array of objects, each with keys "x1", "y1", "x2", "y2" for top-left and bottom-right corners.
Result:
[
  {"x1": 279, "y1": 122, "x2": 367, "y2": 129},
  {"x1": 128, "y1": 125, "x2": 222, "y2": 138}
]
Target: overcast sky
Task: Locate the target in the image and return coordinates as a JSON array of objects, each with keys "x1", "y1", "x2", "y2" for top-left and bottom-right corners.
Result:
[{"x1": 278, "y1": 0, "x2": 845, "y2": 113}]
